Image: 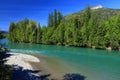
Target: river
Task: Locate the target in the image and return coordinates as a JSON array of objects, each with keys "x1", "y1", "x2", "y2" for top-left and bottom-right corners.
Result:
[{"x1": 0, "y1": 38, "x2": 120, "y2": 80}]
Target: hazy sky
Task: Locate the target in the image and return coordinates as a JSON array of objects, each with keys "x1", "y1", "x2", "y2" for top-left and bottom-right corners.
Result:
[{"x1": 0, "y1": 0, "x2": 120, "y2": 31}]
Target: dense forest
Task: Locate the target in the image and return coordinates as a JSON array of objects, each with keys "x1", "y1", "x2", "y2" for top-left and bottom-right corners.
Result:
[{"x1": 8, "y1": 6, "x2": 120, "y2": 50}]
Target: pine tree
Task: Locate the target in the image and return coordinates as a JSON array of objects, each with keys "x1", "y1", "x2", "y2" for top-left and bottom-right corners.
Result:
[
  {"x1": 37, "y1": 23, "x2": 42, "y2": 43},
  {"x1": 54, "y1": 9, "x2": 57, "y2": 28},
  {"x1": 81, "y1": 5, "x2": 92, "y2": 47},
  {"x1": 57, "y1": 11, "x2": 63, "y2": 25},
  {"x1": 9, "y1": 22, "x2": 16, "y2": 41},
  {"x1": 48, "y1": 13, "x2": 53, "y2": 27}
]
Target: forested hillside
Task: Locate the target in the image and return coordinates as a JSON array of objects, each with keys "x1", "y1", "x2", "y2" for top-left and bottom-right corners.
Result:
[
  {"x1": 8, "y1": 6, "x2": 120, "y2": 50},
  {"x1": 65, "y1": 8, "x2": 120, "y2": 21}
]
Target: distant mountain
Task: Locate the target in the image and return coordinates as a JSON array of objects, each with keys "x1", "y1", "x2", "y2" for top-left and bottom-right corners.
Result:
[
  {"x1": 91, "y1": 5, "x2": 103, "y2": 10},
  {"x1": 0, "y1": 31, "x2": 8, "y2": 34},
  {"x1": 65, "y1": 8, "x2": 120, "y2": 21}
]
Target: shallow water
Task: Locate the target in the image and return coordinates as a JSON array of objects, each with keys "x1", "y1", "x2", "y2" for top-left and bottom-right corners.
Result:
[{"x1": 1, "y1": 38, "x2": 120, "y2": 80}]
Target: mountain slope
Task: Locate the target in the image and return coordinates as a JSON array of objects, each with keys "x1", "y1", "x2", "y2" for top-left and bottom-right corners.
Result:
[{"x1": 65, "y1": 8, "x2": 120, "y2": 21}]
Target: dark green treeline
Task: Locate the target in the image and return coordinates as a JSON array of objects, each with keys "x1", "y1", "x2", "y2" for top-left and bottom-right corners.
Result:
[{"x1": 8, "y1": 7, "x2": 120, "y2": 50}]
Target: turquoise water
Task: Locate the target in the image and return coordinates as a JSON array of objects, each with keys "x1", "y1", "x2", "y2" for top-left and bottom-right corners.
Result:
[{"x1": 1, "y1": 39, "x2": 120, "y2": 80}]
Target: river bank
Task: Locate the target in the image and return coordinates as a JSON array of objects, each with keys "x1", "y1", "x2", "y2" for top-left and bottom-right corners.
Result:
[
  {"x1": 30, "y1": 54, "x2": 70, "y2": 79},
  {"x1": 5, "y1": 52, "x2": 40, "y2": 70},
  {"x1": 4, "y1": 52, "x2": 67, "y2": 79},
  {"x1": 2, "y1": 38, "x2": 120, "y2": 80}
]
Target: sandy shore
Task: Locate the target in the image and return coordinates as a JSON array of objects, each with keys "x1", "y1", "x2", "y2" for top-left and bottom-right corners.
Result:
[
  {"x1": 5, "y1": 52, "x2": 40, "y2": 70},
  {"x1": 5, "y1": 52, "x2": 67, "y2": 79},
  {"x1": 31, "y1": 54, "x2": 70, "y2": 79},
  {"x1": 5, "y1": 52, "x2": 63, "y2": 79}
]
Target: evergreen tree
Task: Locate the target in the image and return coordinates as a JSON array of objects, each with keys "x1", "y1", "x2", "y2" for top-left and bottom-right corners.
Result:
[
  {"x1": 57, "y1": 11, "x2": 63, "y2": 25},
  {"x1": 9, "y1": 22, "x2": 16, "y2": 41},
  {"x1": 81, "y1": 5, "x2": 92, "y2": 47},
  {"x1": 54, "y1": 9, "x2": 58, "y2": 28},
  {"x1": 27, "y1": 20, "x2": 37, "y2": 43},
  {"x1": 37, "y1": 23, "x2": 42, "y2": 43},
  {"x1": 8, "y1": 7, "x2": 120, "y2": 50},
  {"x1": 48, "y1": 13, "x2": 53, "y2": 27}
]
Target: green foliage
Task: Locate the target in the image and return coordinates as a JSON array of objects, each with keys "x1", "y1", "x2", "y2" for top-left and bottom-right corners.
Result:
[
  {"x1": 48, "y1": 9, "x2": 63, "y2": 28},
  {"x1": 104, "y1": 13, "x2": 120, "y2": 49},
  {"x1": 9, "y1": 22, "x2": 16, "y2": 41},
  {"x1": 48, "y1": 13, "x2": 54, "y2": 27},
  {"x1": 8, "y1": 7, "x2": 120, "y2": 50},
  {"x1": 36, "y1": 23, "x2": 42, "y2": 43},
  {"x1": 54, "y1": 9, "x2": 57, "y2": 28},
  {"x1": 0, "y1": 31, "x2": 4, "y2": 39}
]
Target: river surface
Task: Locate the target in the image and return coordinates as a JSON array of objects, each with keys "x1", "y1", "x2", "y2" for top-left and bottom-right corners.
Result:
[{"x1": 0, "y1": 38, "x2": 120, "y2": 80}]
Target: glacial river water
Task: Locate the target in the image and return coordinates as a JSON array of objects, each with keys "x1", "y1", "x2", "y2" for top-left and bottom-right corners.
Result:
[{"x1": 0, "y1": 38, "x2": 120, "y2": 80}]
